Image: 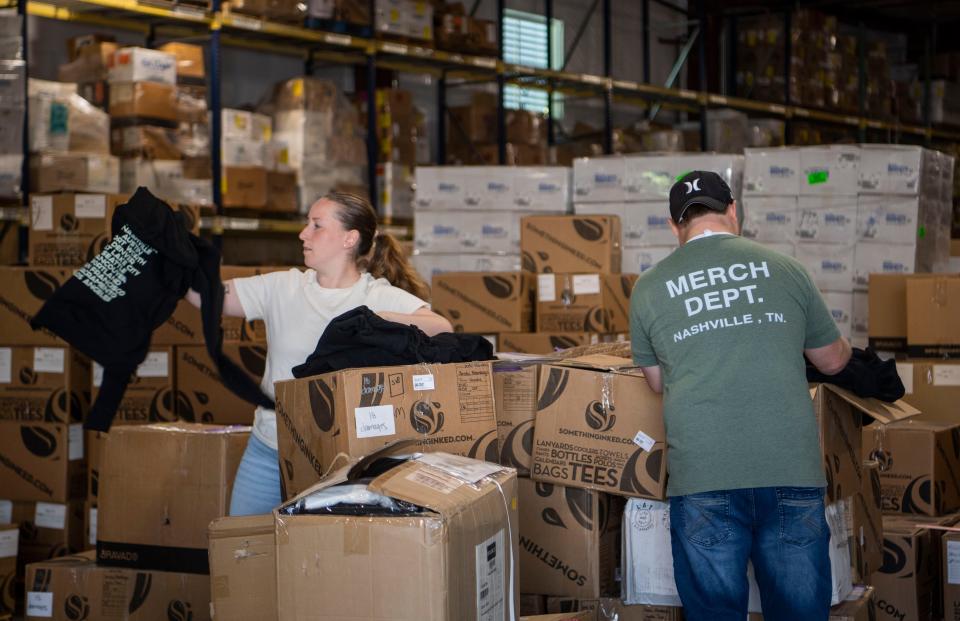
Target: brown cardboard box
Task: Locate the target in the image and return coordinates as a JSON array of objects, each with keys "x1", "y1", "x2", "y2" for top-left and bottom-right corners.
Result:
[
  {"x1": 494, "y1": 360, "x2": 543, "y2": 475},
  {"x1": 0, "y1": 522, "x2": 16, "y2": 616},
  {"x1": 82, "y1": 500, "x2": 95, "y2": 551},
  {"x1": 432, "y1": 272, "x2": 535, "y2": 333},
  {"x1": 522, "y1": 614, "x2": 593, "y2": 621},
  {"x1": 30, "y1": 153, "x2": 120, "y2": 194},
  {"x1": 907, "y1": 276, "x2": 960, "y2": 358},
  {"x1": 85, "y1": 431, "x2": 105, "y2": 502},
  {"x1": 868, "y1": 274, "x2": 926, "y2": 352},
  {"x1": 521, "y1": 215, "x2": 622, "y2": 274},
  {"x1": 827, "y1": 586, "x2": 876, "y2": 621},
  {"x1": 518, "y1": 478, "x2": 623, "y2": 598},
  {"x1": 97, "y1": 423, "x2": 248, "y2": 573},
  {"x1": 265, "y1": 170, "x2": 298, "y2": 213},
  {"x1": 58, "y1": 41, "x2": 119, "y2": 83},
  {"x1": 272, "y1": 77, "x2": 337, "y2": 112},
  {"x1": 108, "y1": 81, "x2": 178, "y2": 122},
  {"x1": 274, "y1": 361, "x2": 498, "y2": 500},
  {"x1": 91, "y1": 348, "x2": 176, "y2": 425},
  {"x1": 508, "y1": 110, "x2": 546, "y2": 146},
  {"x1": 873, "y1": 519, "x2": 935, "y2": 621},
  {"x1": 27, "y1": 193, "x2": 126, "y2": 267},
  {"x1": 24, "y1": 551, "x2": 211, "y2": 620},
  {"x1": 67, "y1": 34, "x2": 115, "y2": 61},
  {"x1": 0, "y1": 267, "x2": 72, "y2": 345},
  {"x1": 0, "y1": 420, "x2": 85, "y2": 502},
  {"x1": 449, "y1": 103, "x2": 496, "y2": 143},
  {"x1": 851, "y1": 460, "x2": 883, "y2": 582},
  {"x1": 11, "y1": 500, "x2": 85, "y2": 565},
  {"x1": 175, "y1": 343, "x2": 265, "y2": 425},
  {"x1": 275, "y1": 450, "x2": 519, "y2": 620},
  {"x1": 536, "y1": 274, "x2": 637, "y2": 333},
  {"x1": 890, "y1": 513, "x2": 960, "y2": 620},
  {"x1": 943, "y1": 531, "x2": 960, "y2": 620},
  {"x1": 899, "y1": 359, "x2": 960, "y2": 423},
  {"x1": 110, "y1": 124, "x2": 181, "y2": 159},
  {"x1": 521, "y1": 594, "x2": 548, "y2": 615},
  {"x1": 531, "y1": 355, "x2": 666, "y2": 498},
  {"x1": 864, "y1": 419, "x2": 960, "y2": 516},
  {"x1": 208, "y1": 514, "x2": 277, "y2": 621},
  {"x1": 158, "y1": 42, "x2": 205, "y2": 81},
  {"x1": 545, "y1": 598, "x2": 684, "y2": 621},
  {"x1": 499, "y1": 333, "x2": 594, "y2": 354},
  {"x1": 0, "y1": 346, "x2": 89, "y2": 423},
  {"x1": 223, "y1": 165, "x2": 267, "y2": 208}
]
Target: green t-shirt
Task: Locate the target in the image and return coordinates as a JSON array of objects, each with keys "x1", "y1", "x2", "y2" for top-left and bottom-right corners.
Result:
[{"x1": 630, "y1": 233, "x2": 839, "y2": 497}]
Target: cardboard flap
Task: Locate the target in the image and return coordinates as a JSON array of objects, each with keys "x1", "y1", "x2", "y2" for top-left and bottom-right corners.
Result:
[
  {"x1": 819, "y1": 383, "x2": 920, "y2": 424},
  {"x1": 209, "y1": 513, "x2": 274, "y2": 538},
  {"x1": 554, "y1": 354, "x2": 635, "y2": 372}
]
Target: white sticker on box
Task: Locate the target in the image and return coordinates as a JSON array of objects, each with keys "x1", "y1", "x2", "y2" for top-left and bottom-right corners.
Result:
[
  {"x1": 0, "y1": 500, "x2": 11, "y2": 523},
  {"x1": 633, "y1": 430, "x2": 656, "y2": 452},
  {"x1": 89, "y1": 507, "x2": 97, "y2": 546},
  {"x1": 93, "y1": 362, "x2": 103, "y2": 388},
  {"x1": 136, "y1": 352, "x2": 169, "y2": 378},
  {"x1": 572, "y1": 274, "x2": 601, "y2": 296},
  {"x1": 406, "y1": 467, "x2": 462, "y2": 495},
  {"x1": 949, "y1": 540, "x2": 960, "y2": 584},
  {"x1": 354, "y1": 405, "x2": 396, "y2": 438},
  {"x1": 0, "y1": 347, "x2": 10, "y2": 384},
  {"x1": 33, "y1": 348, "x2": 64, "y2": 374},
  {"x1": 416, "y1": 453, "x2": 504, "y2": 484},
  {"x1": 31, "y1": 195, "x2": 52, "y2": 231},
  {"x1": 68, "y1": 423, "x2": 83, "y2": 461},
  {"x1": 34, "y1": 502, "x2": 66, "y2": 530},
  {"x1": 0, "y1": 528, "x2": 17, "y2": 558},
  {"x1": 896, "y1": 363, "x2": 914, "y2": 394},
  {"x1": 933, "y1": 365, "x2": 960, "y2": 387},
  {"x1": 27, "y1": 591, "x2": 53, "y2": 617},
  {"x1": 75, "y1": 194, "x2": 106, "y2": 218},
  {"x1": 537, "y1": 274, "x2": 556, "y2": 302},
  {"x1": 412, "y1": 374, "x2": 435, "y2": 391},
  {"x1": 475, "y1": 529, "x2": 505, "y2": 621}
]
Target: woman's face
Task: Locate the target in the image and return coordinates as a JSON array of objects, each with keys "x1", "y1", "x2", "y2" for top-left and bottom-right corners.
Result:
[{"x1": 298, "y1": 199, "x2": 358, "y2": 270}]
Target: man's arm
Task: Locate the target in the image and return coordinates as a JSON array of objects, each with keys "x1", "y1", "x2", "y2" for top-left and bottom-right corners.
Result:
[
  {"x1": 805, "y1": 336, "x2": 852, "y2": 376},
  {"x1": 640, "y1": 365, "x2": 663, "y2": 394}
]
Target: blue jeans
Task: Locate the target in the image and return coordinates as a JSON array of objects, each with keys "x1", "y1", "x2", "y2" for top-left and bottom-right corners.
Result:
[
  {"x1": 229, "y1": 434, "x2": 283, "y2": 516},
  {"x1": 669, "y1": 487, "x2": 831, "y2": 621}
]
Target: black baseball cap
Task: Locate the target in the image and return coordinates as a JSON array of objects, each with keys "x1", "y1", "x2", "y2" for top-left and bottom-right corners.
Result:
[{"x1": 669, "y1": 170, "x2": 734, "y2": 223}]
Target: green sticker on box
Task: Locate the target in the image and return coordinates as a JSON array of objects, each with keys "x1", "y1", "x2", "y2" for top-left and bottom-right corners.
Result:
[
  {"x1": 807, "y1": 170, "x2": 829, "y2": 185},
  {"x1": 918, "y1": 225, "x2": 926, "y2": 239},
  {"x1": 49, "y1": 102, "x2": 68, "y2": 135}
]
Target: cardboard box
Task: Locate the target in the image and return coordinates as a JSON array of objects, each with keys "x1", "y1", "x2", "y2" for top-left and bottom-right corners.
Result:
[
  {"x1": 794, "y1": 242, "x2": 855, "y2": 291},
  {"x1": 0, "y1": 420, "x2": 85, "y2": 502},
  {"x1": 90, "y1": 349, "x2": 175, "y2": 425},
  {"x1": 83, "y1": 500, "x2": 96, "y2": 551},
  {"x1": 9, "y1": 500, "x2": 85, "y2": 565},
  {"x1": 0, "y1": 267, "x2": 73, "y2": 345},
  {"x1": 853, "y1": 242, "x2": 917, "y2": 291},
  {"x1": 906, "y1": 276, "x2": 960, "y2": 358},
  {"x1": 111, "y1": 124, "x2": 182, "y2": 159},
  {"x1": 275, "y1": 450, "x2": 519, "y2": 620},
  {"x1": 521, "y1": 215, "x2": 622, "y2": 274},
  {"x1": 741, "y1": 196, "x2": 797, "y2": 243},
  {"x1": 823, "y1": 291, "x2": 853, "y2": 339},
  {"x1": 827, "y1": 586, "x2": 876, "y2": 621},
  {"x1": 493, "y1": 360, "x2": 542, "y2": 474},
  {"x1": 85, "y1": 431, "x2": 105, "y2": 502},
  {"x1": 573, "y1": 157, "x2": 626, "y2": 203},
  {"x1": 531, "y1": 356, "x2": 665, "y2": 498},
  {"x1": 222, "y1": 166, "x2": 267, "y2": 208},
  {"x1": 622, "y1": 246, "x2": 676, "y2": 273},
  {"x1": 27, "y1": 193, "x2": 126, "y2": 267},
  {"x1": 514, "y1": 167, "x2": 571, "y2": 212},
  {"x1": 208, "y1": 514, "x2": 277, "y2": 621},
  {"x1": 897, "y1": 360, "x2": 960, "y2": 423},
  {"x1": 158, "y1": 42, "x2": 205, "y2": 81},
  {"x1": 498, "y1": 333, "x2": 598, "y2": 354},
  {"x1": 535, "y1": 274, "x2": 637, "y2": 334},
  {"x1": 944, "y1": 531, "x2": 960, "y2": 620},
  {"x1": 175, "y1": 343, "x2": 265, "y2": 425},
  {"x1": 857, "y1": 195, "x2": 921, "y2": 244},
  {"x1": 620, "y1": 202, "x2": 675, "y2": 248},
  {"x1": 274, "y1": 361, "x2": 498, "y2": 500},
  {"x1": 265, "y1": 170, "x2": 298, "y2": 213},
  {"x1": 796, "y1": 196, "x2": 858, "y2": 244},
  {"x1": 97, "y1": 423, "x2": 249, "y2": 573},
  {"x1": 0, "y1": 346, "x2": 89, "y2": 423},
  {"x1": 431, "y1": 272, "x2": 534, "y2": 333},
  {"x1": 108, "y1": 81, "x2": 178, "y2": 122},
  {"x1": 868, "y1": 274, "x2": 921, "y2": 351},
  {"x1": 864, "y1": 419, "x2": 960, "y2": 516},
  {"x1": 107, "y1": 47, "x2": 177, "y2": 85},
  {"x1": 743, "y1": 147, "x2": 801, "y2": 195},
  {"x1": 522, "y1": 614, "x2": 592, "y2": 621},
  {"x1": 518, "y1": 478, "x2": 623, "y2": 598},
  {"x1": 798, "y1": 145, "x2": 861, "y2": 196},
  {"x1": 858, "y1": 145, "x2": 933, "y2": 195},
  {"x1": 873, "y1": 520, "x2": 935, "y2": 621},
  {"x1": 544, "y1": 598, "x2": 683, "y2": 621},
  {"x1": 851, "y1": 460, "x2": 883, "y2": 582},
  {"x1": 30, "y1": 153, "x2": 120, "y2": 194},
  {"x1": 0, "y1": 522, "x2": 16, "y2": 616},
  {"x1": 24, "y1": 551, "x2": 211, "y2": 620}
]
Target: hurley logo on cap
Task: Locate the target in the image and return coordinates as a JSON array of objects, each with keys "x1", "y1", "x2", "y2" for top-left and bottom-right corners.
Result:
[{"x1": 669, "y1": 171, "x2": 733, "y2": 223}]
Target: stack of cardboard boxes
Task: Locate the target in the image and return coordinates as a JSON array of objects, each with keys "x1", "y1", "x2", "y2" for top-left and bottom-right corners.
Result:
[
  {"x1": 220, "y1": 108, "x2": 274, "y2": 210},
  {"x1": 435, "y1": 1, "x2": 498, "y2": 57},
  {"x1": 0, "y1": 10, "x2": 23, "y2": 204},
  {"x1": 446, "y1": 91, "x2": 549, "y2": 166},
  {"x1": 369, "y1": 88, "x2": 428, "y2": 223}
]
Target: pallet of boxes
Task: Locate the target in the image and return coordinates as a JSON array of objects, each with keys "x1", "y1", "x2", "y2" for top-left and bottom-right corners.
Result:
[{"x1": 0, "y1": 8, "x2": 24, "y2": 265}]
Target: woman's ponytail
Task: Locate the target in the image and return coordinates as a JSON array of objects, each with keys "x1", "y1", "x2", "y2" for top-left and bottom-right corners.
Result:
[{"x1": 363, "y1": 232, "x2": 430, "y2": 300}]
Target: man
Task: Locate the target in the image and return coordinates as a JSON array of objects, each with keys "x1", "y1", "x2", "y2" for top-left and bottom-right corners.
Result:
[{"x1": 629, "y1": 171, "x2": 851, "y2": 621}]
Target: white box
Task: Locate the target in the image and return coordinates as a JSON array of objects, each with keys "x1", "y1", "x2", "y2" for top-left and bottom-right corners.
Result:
[
  {"x1": 462, "y1": 167, "x2": 514, "y2": 210},
  {"x1": 415, "y1": 166, "x2": 467, "y2": 210},
  {"x1": 743, "y1": 147, "x2": 801, "y2": 195},
  {"x1": 858, "y1": 145, "x2": 929, "y2": 195},
  {"x1": 798, "y1": 145, "x2": 860, "y2": 196},
  {"x1": 28, "y1": 94, "x2": 69, "y2": 153},
  {"x1": 856, "y1": 195, "x2": 920, "y2": 244},
  {"x1": 573, "y1": 156, "x2": 626, "y2": 202},
  {"x1": 250, "y1": 112, "x2": 272, "y2": 143},
  {"x1": 514, "y1": 167, "x2": 570, "y2": 212},
  {"x1": 795, "y1": 243, "x2": 855, "y2": 291},
  {"x1": 623, "y1": 201, "x2": 675, "y2": 247},
  {"x1": 573, "y1": 201, "x2": 623, "y2": 218},
  {"x1": 470, "y1": 210, "x2": 528, "y2": 254},
  {"x1": 414, "y1": 210, "x2": 465, "y2": 252},
  {"x1": 623, "y1": 153, "x2": 745, "y2": 200},
  {"x1": 852, "y1": 291, "x2": 869, "y2": 336},
  {"x1": 623, "y1": 245, "x2": 675, "y2": 273},
  {"x1": 377, "y1": 162, "x2": 413, "y2": 222},
  {"x1": 273, "y1": 109, "x2": 334, "y2": 137},
  {"x1": 412, "y1": 252, "x2": 520, "y2": 282},
  {"x1": 759, "y1": 241, "x2": 795, "y2": 257},
  {"x1": 107, "y1": 47, "x2": 176, "y2": 85},
  {"x1": 120, "y1": 158, "x2": 184, "y2": 195},
  {"x1": 221, "y1": 137, "x2": 266, "y2": 167},
  {"x1": 741, "y1": 196, "x2": 797, "y2": 243},
  {"x1": 853, "y1": 242, "x2": 916, "y2": 291},
  {"x1": 222, "y1": 109, "x2": 253, "y2": 141},
  {"x1": 821, "y1": 290, "x2": 853, "y2": 339},
  {"x1": 0, "y1": 153, "x2": 22, "y2": 199},
  {"x1": 795, "y1": 196, "x2": 858, "y2": 244}
]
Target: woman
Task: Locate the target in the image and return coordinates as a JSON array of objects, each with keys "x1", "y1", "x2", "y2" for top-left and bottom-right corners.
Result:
[{"x1": 190, "y1": 192, "x2": 451, "y2": 516}]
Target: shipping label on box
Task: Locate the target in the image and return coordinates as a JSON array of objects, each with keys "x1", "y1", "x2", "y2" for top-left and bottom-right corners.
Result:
[
  {"x1": 0, "y1": 347, "x2": 89, "y2": 423},
  {"x1": 854, "y1": 242, "x2": 916, "y2": 291},
  {"x1": 795, "y1": 243, "x2": 855, "y2": 291},
  {"x1": 741, "y1": 196, "x2": 797, "y2": 243},
  {"x1": 536, "y1": 274, "x2": 636, "y2": 334},
  {"x1": 274, "y1": 361, "x2": 499, "y2": 500},
  {"x1": 10, "y1": 499, "x2": 85, "y2": 564},
  {"x1": 799, "y1": 146, "x2": 861, "y2": 196},
  {"x1": 906, "y1": 277, "x2": 960, "y2": 358},
  {"x1": 743, "y1": 147, "x2": 801, "y2": 195},
  {"x1": 521, "y1": 215, "x2": 622, "y2": 273},
  {"x1": 796, "y1": 196, "x2": 858, "y2": 244},
  {"x1": 0, "y1": 267, "x2": 72, "y2": 345},
  {"x1": 431, "y1": 272, "x2": 534, "y2": 333},
  {"x1": 573, "y1": 157, "x2": 626, "y2": 203},
  {"x1": 857, "y1": 195, "x2": 921, "y2": 244},
  {"x1": 518, "y1": 478, "x2": 623, "y2": 598},
  {"x1": 531, "y1": 357, "x2": 665, "y2": 498}
]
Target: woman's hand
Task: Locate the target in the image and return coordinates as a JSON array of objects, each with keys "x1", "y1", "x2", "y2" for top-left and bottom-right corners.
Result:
[{"x1": 378, "y1": 307, "x2": 452, "y2": 336}]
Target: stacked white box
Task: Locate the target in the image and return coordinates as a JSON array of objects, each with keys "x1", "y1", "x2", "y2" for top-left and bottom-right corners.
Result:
[
  {"x1": 0, "y1": 11, "x2": 22, "y2": 199},
  {"x1": 743, "y1": 147, "x2": 801, "y2": 196},
  {"x1": 740, "y1": 196, "x2": 797, "y2": 243},
  {"x1": 622, "y1": 246, "x2": 676, "y2": 273},
  {"x1": 413, "y1": 166, "x2": 570, "y2": 283}
]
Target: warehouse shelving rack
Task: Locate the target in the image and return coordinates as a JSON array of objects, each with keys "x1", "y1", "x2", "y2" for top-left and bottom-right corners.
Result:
[{"x1": 7, "y1": 0, "x2": 960, "y2": 240}]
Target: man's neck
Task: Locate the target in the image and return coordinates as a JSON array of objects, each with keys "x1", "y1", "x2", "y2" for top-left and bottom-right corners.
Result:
[{"x1": 681, "y1": 218, "x2": 737, "y2": 245}]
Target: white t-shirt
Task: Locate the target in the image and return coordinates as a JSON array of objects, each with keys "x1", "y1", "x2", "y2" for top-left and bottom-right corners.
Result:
[{"x1": 233, "y1": 268, "x2": 428, "y2": 449}]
